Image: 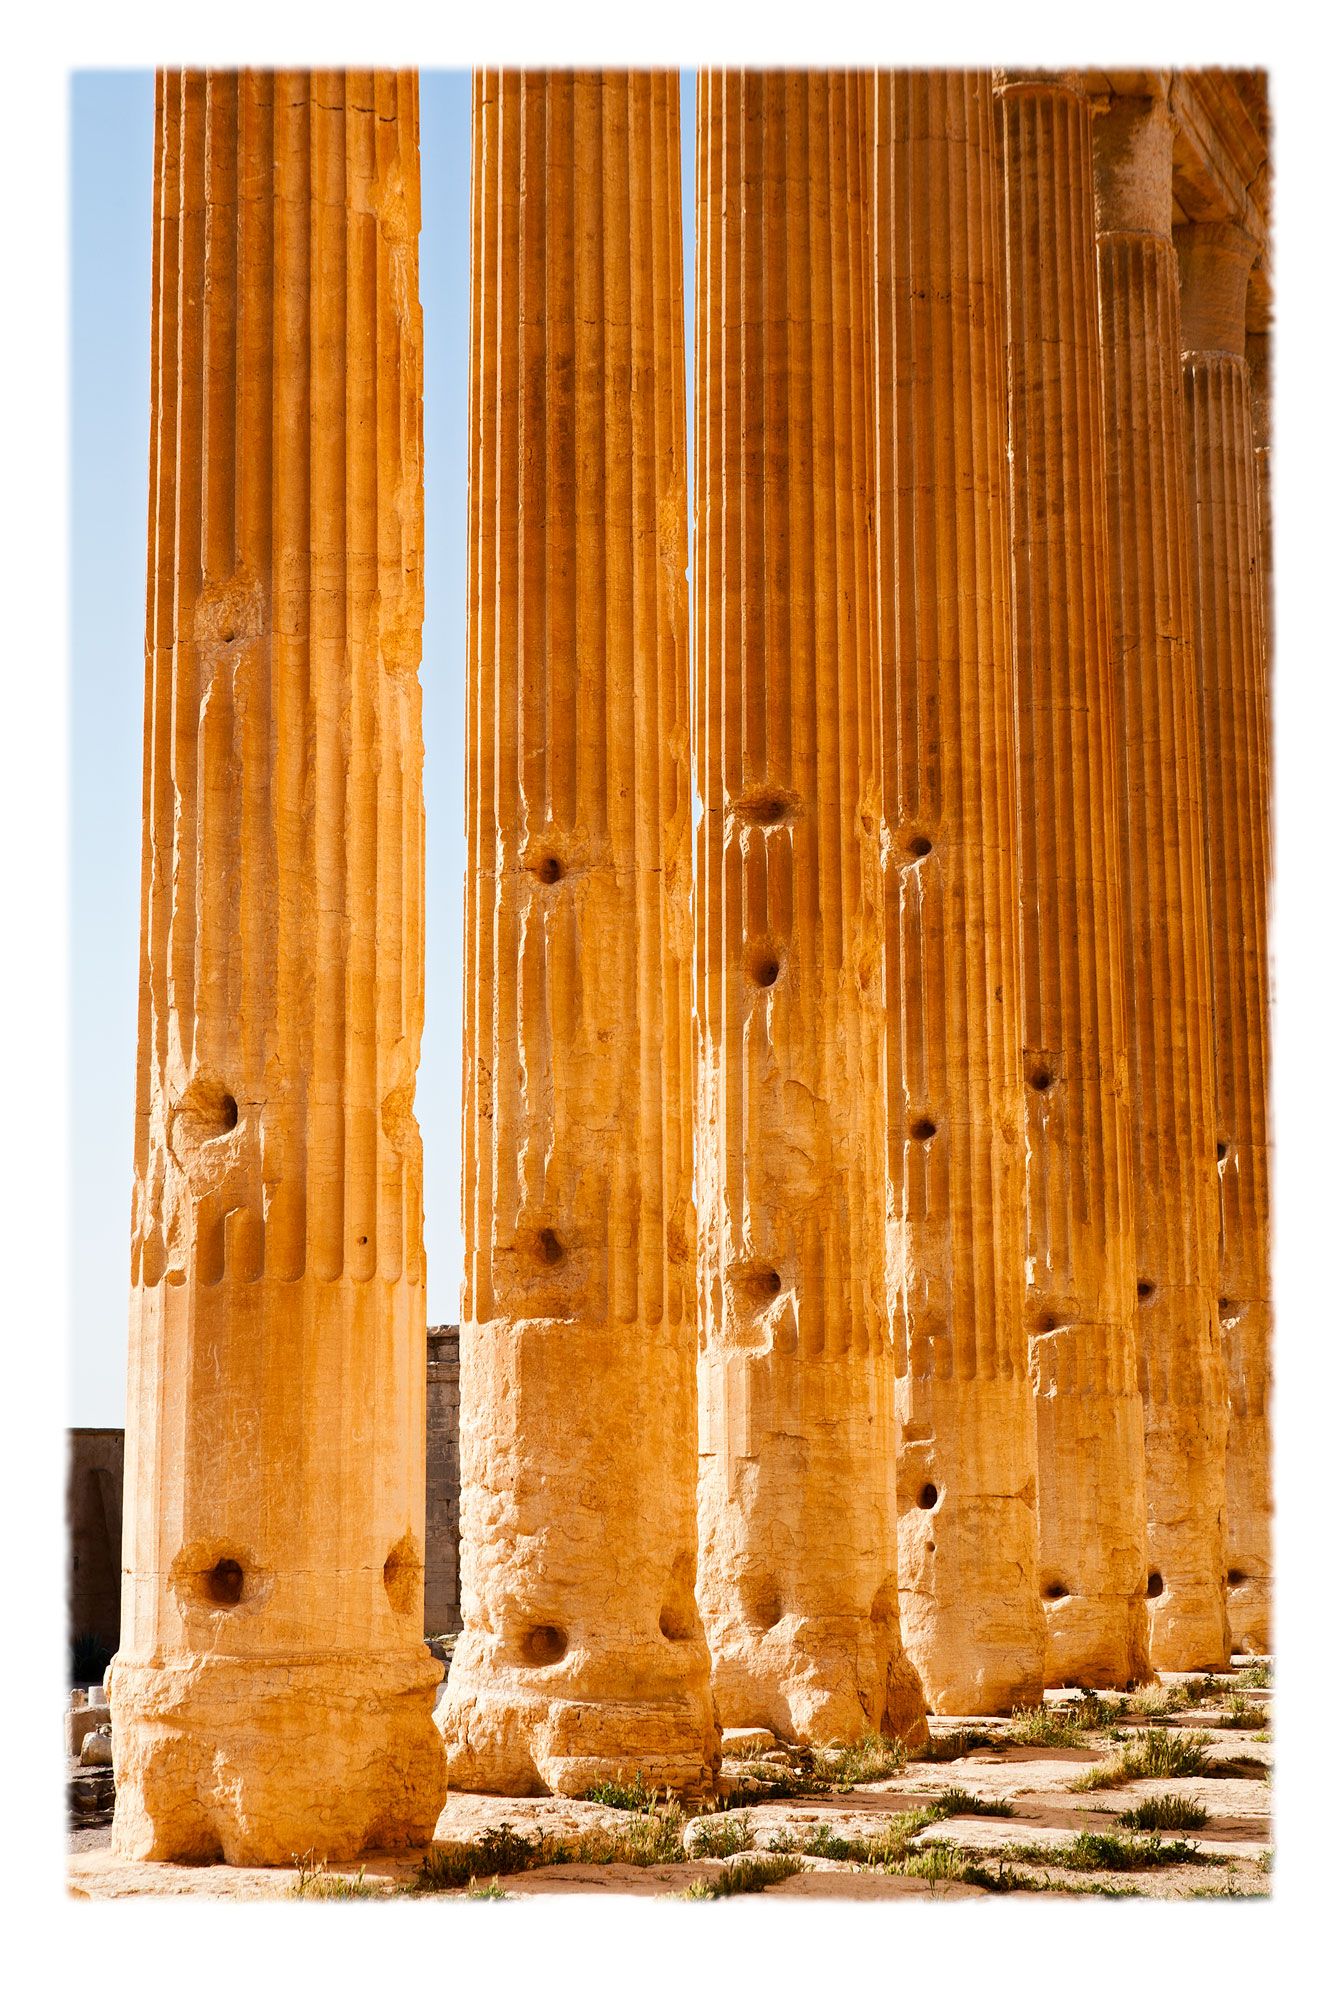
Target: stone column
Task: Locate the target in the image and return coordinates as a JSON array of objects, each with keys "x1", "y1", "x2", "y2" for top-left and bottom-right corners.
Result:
[
  {"x1": 871, "y1": 71, "x2": 1045, "y2": 1714},
  {"x1": 109, "y1": 70, "x2": 445, "y2": 1864},
  {"x1": 1093, "y1": 93, "x2": 1230, "y2": 1671},
  {"x1": 1178, "y1": 219, "x2": 1273, "y2": 1655},
  {"x1": 695, "y1": 69, "x2": 926, "y2": 1748},
  {"x1": 997, "y1": 73, "x2": 1149, "y2": 1687},
  {"x1": 441, "y1": 70, "x2": 717, "y2": 1798}
]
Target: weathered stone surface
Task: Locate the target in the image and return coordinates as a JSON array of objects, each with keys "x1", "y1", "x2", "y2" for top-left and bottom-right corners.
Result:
[
  {"x1": 693, "y1": 69, "x2": 926, "y2": 1749},
  {"x1": 1177, "y1": 219, "x2": 1273, "y2": 1657},
  {"x1": 109, "y1": 68, "x2": 445, "y2": 1865},
  {"x1": 871, "y1": 70, "x2": 1046, "y2": 1716},
  {"x1": 1094, "y1": 92, "x2": 1231, "y2": 1673},
  {"x1": 998, "y1": 73, "x2": 1149, "y2": 1688},
  {"x1": 441, "y1": 70, "x2": 718, "y2": 1799}
]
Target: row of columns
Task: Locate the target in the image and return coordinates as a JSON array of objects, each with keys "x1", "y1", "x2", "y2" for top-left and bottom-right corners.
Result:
[{"x1": 111, "y1": 67, "x2": 1271, "y2": 1862}]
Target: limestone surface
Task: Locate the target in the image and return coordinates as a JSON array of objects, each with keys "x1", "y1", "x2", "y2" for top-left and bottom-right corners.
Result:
[
  {"x1": 693, "y1": 69, "x2": 927, "y2": 1750},
  {"x1": 440, "y1": 69, "x2": 718, "y2": 1799},
  {"x1": 1177, "y1": 220, "x2": 1273, "y2": 1657},
  {"x1": 871, "y1": 70, "x2": 1046, "y2": 1716},
  {"x1": 998, "y1": 73, "x2": 1149, "y2": 1688},
  {"x1": 109, "y1": 68, "x2": 445, "y2": 1865},
  {"x1": 1094, "y1": 91, "x2": 1231, "y2": 1673}
]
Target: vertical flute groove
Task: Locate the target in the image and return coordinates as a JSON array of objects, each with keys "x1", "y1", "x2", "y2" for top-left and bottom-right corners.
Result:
[
  {"x1": 445, "y1": 69, "x2": 716, "y2": 1801},
  {"x1": 873, "y1": 70, "x2": 1046, "y2": 1714},
  {"x1": 999, "y1": 73, "x2": 1149, "y2": 1687},
  {"x1": 695, "y1": 68, "x2": 927, "y2": 1749}
]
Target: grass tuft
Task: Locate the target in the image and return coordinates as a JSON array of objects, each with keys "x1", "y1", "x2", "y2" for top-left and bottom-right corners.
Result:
[
  {"x1": 289, "y1": 1856, "x2": 381, "y2": 1900},
  {"x1": 1008, "y1": 1705, "x2": 1085, "y2": 1749},
  {"x1": 1234, "y1": 1661, "x2": 1271, "y2": 1690},
  {"x1": 898, "y1": 1839, "x2": 967, "y2": 1884},
  {"x1": 933, "y1": 1787, "x2": 1016, "y2": 1819},
  {"x1": 815, "y1": 1733, "x2": 909, "y2": 1789},
  {"x1": 682, "y1": 1853, "x2": 802, "y2": 1899},
  {"x1": 583, "y1": 1771, "x2": 657, "y2": 1812},
  {"x1": 1117, "y1": 1792, "x2": 1209, "y2": 1832},
  {"x1": 686, "y1": 1814, "x2": 753, "y2": 1860},
  {"x1": 463, "y1": 1877, "x2": 507, "y2": 1900},
  {"x1": 1068, "y1": 1727, "x2": 1212, "y2": 1793}
]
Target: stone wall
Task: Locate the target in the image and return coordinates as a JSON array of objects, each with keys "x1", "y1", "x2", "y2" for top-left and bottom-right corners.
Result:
[
  {"x1": 67, "y1": 1429, "x2": 124, "y2": 1676},
  {"x1": 424, "y1": 1326, "x2": 461, "y2": 1637}
]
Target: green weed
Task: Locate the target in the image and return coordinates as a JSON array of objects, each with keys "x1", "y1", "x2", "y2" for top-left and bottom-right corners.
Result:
[
  {"x1": 1117, "y1": 1793, "x2": 1208, "y2": 1832},
  {"x1": 1008, "y1": 1705, "x2": 1085, "y2": 1749},
  {"x1": 682, "y1": 1853, "x2": 802, "y2": 1899},
  {"x1": 687, "y1": 1814, "x2": 753, "y2": 1859}
]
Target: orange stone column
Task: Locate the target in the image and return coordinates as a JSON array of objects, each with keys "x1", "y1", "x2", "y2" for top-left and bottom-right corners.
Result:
[
  {"x1": 871, "y1": 71, "x2": 1045, "y2": 1714},
  {"x1": 1094, "y1": 93, "x2": 1230, "y2": 1671},
  {"x1": 694, "y1": 69, "x2": 926, "y2": 1747},
  {"x1": 997, "y1": 73, "x2": 1149, "y2": 1687},
  {"x1": 440, "y1": 70, "x2": 718, "y2": 1797},
  {"x1": 1178, "y1": 219, "x2": 1273, "y2": 1655},
  {"x1": 108, "y1": 70, "x2": 445, "y2": 1863}
]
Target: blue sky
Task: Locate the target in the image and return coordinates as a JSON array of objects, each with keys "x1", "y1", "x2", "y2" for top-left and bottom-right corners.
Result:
[{"x1": 68, "y1": 71, "x2": 695, "y2": 1425}]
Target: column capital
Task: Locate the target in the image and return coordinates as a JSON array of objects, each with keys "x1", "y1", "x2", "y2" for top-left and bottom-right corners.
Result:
[
  {"x1": 1176, "y1": 218, "x2": 1257, "y2": 358},
  {"x1": 1093, "y1": 92, "x2": 1175, "y2": 238}
]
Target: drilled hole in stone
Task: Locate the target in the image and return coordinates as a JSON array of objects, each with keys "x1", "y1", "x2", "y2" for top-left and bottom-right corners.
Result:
[
  {"x1": 1227, "y1": 1568, "x2": 1248, "y2": 1588},
  {"x1": 1028, "y1": 1066, "x2": 1056, "y2": 1093},
  {"x1": 745, "y1": 1578, "x2": 783, "y2": 1632},
  {"x1": 733, "y1": 1261, "x2": 783, "y2": 1315},
  {"x1": 204, "y1": 1558, "x2": 244, "y2": 1607},
  {"x1": 383, "y1": 1534, "x2": 420, "y2": 1617},
  {"x1": 1137, "y1": 1280, "x2": 1156, "y2": 1301},
  {"x1": 1043, "y1": 1581, "x2": 1070, "y2": 1601},
  {"x1": 1146, "y1": 1571, "x2": 1165, "y2": 1600},
  {"x1": 524, "y1": 1625, "x2": 567, "y2": 1666},
  {"x1": 1216, "y1": 1140, "x2": 1229, "y2": 1162},
  {"x1": 533, "y1": 854, "x2": 563, "y2": 885},
  {"x1": 735, "y1": 787, "x2": 797, "y2": 829},
  {"x1": 748, "y1": 948, "x2": 781, "y2": 989},
  {"x1": 356, "y1": 1234, "x2": 368, "y2": 1248},
  {"x1": 659, "y1": 1602, "x2": 696, "y2": 1643},
  {"x1": 910, "y1": 1116, "x2": 937, "y2": 1142},
  {"x1": 1037, "y1": 1310, "x2": 1060, "y2": 1333},
  {"x1": 907, "y1": 834, "x2": 933, "y2": 859},
  {"x1": 528, "y1": 1228, "x2": 565, "y2": 1267},
  {"x1": 1218, "y1": 1297, "x2": 1234, "y2": 1317},
  {"x1": 917, "y1": 1482, "x2": 939, "y2": 1511}
]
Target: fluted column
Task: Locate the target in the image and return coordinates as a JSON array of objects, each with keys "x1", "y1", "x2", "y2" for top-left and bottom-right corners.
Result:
[
  {"x1": 695, "y1": 69, "x2": 926, "y2": 1748},
  {"x1": 109, "y1": 70, "x2": 445, "y2": 1864},
  {"x1": 1093, "y1": 94, "x2": 1230, "y2": 1671},
  {"x1": 1178, "y1": 219, "x2": 1272, "y2": 1655},
  {"x1": 441, "y1": 70, "x2": 717, "y2": 1798},
  {"x1": 872, "y1": 71, "x2": 1045, "y2": 1714},
  {"x1": 997, "y1": 73, "x2": 1149, "y2": 1687}
]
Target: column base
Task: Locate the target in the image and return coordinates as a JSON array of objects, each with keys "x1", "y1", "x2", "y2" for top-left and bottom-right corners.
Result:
[
  {"x1": 1044, "y1": 1591, "x2": 1152, "y2": 1689},
  {"x1": 108, "y1": 1650, "x2": 445, "y2": 1865},
  {"x1": 706, "y1": 1614, "x2": 929, "y2": 1752},
  {"x1": 1226, "y1": 1571, "x2": 1271, "y2": 1657},
  {"x1": 439, "y1": 1630, "x2": 720, "y2": 1800},
  {"x1": 1147, "y1": 1581, "x2": 1232, "y2": 1674}
]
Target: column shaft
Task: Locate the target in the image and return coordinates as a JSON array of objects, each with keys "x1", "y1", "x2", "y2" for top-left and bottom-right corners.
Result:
[
  {"x1": 110, "y1": 69, "x2": 444, "y2": 1864},
  {"x1": 1095, "y1": 95, "x2": 1230, "y2": 1670},
  {"x1": 442, "y1": 69, "x2": 718, "y2": 1797},
  {"x1": 1179, "y1": 222, "x2": 1273, "y2": 1655},
  {"x1": 998, "y1": 75, "x2": 1149, "y2": 1687},
  {"x1": 872, "y1": 70, "x2": 1045, "y2": 1714},
  {"x1": 695, "y1": 69, "x2": 926, "y2": 1747}
]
